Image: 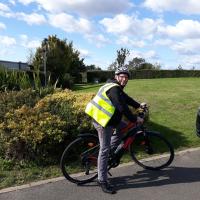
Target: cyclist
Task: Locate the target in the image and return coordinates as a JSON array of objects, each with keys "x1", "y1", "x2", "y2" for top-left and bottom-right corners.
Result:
[{"x1": 85, "y1": 67, "x2": 144, "y2": 194}]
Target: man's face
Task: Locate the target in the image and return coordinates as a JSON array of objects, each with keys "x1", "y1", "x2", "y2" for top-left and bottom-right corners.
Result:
[{"x1": 115, "y1": 73, "x2": 129, "y2": 87}]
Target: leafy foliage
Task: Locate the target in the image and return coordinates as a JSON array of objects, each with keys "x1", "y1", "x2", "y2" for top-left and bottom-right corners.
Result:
[
  {"x1": 85, "y1": 64, "x2": 102, "y2": 71},
  {"x1": 127, "y1": 57, "x2": 161, "y2": 70},
  {"x1": 108, "y1": 48, "x2": 130, "y2": 70},
  {"x1": 116, "y1": 48, "x2": 130, "y2": 68},
  {"x1": 0, "y1": 89, "x2": 95, "y2": 164},
  {"x1": 0, "y1": 66, "x2": 32, "y2": 91},
  {"x1": 31, "y1": 35, "x2": 86, "y2": 87}
]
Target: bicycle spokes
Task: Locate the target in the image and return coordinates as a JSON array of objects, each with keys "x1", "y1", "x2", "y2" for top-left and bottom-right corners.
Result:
[
  {"x1": 130, "y1": 131, "x2": 174, "y2": 170},
  {"x1": 60, "y1": 136, "x2": 99, "y2": 184}
]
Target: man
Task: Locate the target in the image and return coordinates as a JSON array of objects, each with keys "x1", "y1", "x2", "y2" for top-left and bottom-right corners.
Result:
[{"x1": 85, "y1": 67, "x2": 144, "y2": 194}]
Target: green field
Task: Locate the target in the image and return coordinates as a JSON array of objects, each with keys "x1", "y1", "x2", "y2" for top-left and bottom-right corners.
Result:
[{"x1": 1, "y1": 77, "x2": 200, "y2": 189}]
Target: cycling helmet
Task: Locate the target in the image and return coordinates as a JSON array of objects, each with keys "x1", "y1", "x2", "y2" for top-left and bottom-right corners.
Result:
[{"x1": 115, "y1": 67, "x2": 130, "y2": 77}]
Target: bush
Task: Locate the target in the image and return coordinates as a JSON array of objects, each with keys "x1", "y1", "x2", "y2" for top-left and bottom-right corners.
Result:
[
  {"x1": 0, "y1": 89, "x2": 95, "y2": 165},
  {"x1": 0, "y1": 88, "x2": 57, "y2": 123},
  {"x1": 34, "y1": 90, "x2": 95, "y2": 136},
  {"x1": 0, "y1": 105, "x2": 66, "y2": 163}
]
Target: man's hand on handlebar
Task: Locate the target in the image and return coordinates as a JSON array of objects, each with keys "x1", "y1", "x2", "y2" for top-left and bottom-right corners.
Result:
[{"x1": 140, "y1": 102, "x2": 147, "y2": 109}]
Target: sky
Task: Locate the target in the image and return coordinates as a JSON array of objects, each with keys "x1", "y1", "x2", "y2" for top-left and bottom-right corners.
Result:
[{"x1": 0, "y1": 0, "x2": 200, "y2": 70}]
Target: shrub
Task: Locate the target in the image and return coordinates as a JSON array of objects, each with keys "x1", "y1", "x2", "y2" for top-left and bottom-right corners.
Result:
[
  {"x1": 34, "y1": 90, "x2": 95, "y2": 137},
  {"x1": 0, "y1": 88, "x2": 57, "y2": 123},
  {"x1": 0, "y1": 106, "x2": 66, "y2": 162},
  {"x1": 0, "y1": 89, "x2": 95, "y2": 164}
]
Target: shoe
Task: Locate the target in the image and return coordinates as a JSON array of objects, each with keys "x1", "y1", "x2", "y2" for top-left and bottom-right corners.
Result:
[{"x1": 97, "y1": 181, "x2": 116, "y2": 194}]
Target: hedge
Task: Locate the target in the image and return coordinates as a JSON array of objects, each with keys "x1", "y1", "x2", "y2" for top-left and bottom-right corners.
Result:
[{"x1": 87, "y1": 69, "x2": 200, "y2": 82}]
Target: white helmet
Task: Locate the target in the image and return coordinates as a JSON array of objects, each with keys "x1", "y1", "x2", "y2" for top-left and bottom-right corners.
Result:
[{"x1": 115, "y1": 67, "x2": 130, "y2": 77}]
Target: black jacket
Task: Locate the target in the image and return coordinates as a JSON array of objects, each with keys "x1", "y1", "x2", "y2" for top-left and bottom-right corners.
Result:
[{"x1": 106, "y1": 79, "x2": 140, "y2": 127}]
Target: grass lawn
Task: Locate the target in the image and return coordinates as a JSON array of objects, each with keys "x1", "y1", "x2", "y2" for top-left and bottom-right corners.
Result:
[{"x1": 1, "y1": 77, "x2": 200, "y2": 189}]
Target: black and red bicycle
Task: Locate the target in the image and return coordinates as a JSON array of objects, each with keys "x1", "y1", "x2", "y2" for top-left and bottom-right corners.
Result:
[{"x1": 60, "y1": 105, "x2": 174, "y2": 184}]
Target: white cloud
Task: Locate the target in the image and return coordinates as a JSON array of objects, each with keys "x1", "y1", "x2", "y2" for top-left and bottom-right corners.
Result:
[
  {"x1": 48, "y1": 13, "x2": 92, "y2": 33},
  {"x1": 85, "y1": 34, "x2": 110, "y2": 47},
  {"x1": 22, "y1": 0, "x2": 134, "y2": 16},
  {"x1": 0, "y1": 35, "x2": 16, "y2": 46},
  {"x1": 144, "y1": 50, "x2": 158, "y2": 60},
  {"x1": 0, "y1": 8, "x2": 46, "y2": 25},
  {"x1": 0, "y1": 22, "x2": 6, "y2": 30},
  {"x1": 9, "y1": 0, "x2": 16, "y2": 5},
  {"x1": 20, "y1": 34, "x2": 40, "y2": 48},
  {"x1": 128, "y1": 50, "x2": 158, "y2": 61},
  {"x1": 158, "y1": 20, "x2": 200, "y2": 39},
  {"x1": 100, "y1": 14, "x2": 132, "y2": 33},
  {"x1": 172, "y1": 39, "x2": 200, "y2": 55},
  {"x1": 18, "y1": 0, "x2": 35, "y2": 5},
  {"x1": 0, "y1": 3, "x2": 11, "y2": 12},
  {"x1": 0, "y1": 2, "x2": 46, "y2": 25},
  {"x1": 154, "y1": 39, "x2": 173, "y2": 46},
  {"x1": 78, "y1": 48, "x2": 90, "y2": 58},
  {"x1": 173, "y1": 54, "x2": 200, "y2": 69},
  {"x1": 16, "y1": 12, "x2": 46, "y2": 25},
  {"x1": 100, "y1": 14, "x2": 162, "y2": 39},
  {"x1": 143, "y1": 0, "x2": 200, "y2": 15},
  {"x1": 116, "y1": 36, "x2": 146, "y2": 48},
  {"x1": 184, "y1": 55, "x2": 200, "y2": 67}
]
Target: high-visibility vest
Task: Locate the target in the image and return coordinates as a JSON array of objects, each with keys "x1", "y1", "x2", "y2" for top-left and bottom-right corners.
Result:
[{"x1": 85, "y1": 83, "x2": 119, "y2": 127}]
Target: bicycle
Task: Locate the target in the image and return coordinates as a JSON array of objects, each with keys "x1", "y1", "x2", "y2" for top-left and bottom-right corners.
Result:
[{"x1": 60, "y1": 105, "x2": 174, "y2": 185}]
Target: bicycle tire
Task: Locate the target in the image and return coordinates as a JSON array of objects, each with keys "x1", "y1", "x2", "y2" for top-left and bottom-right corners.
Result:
[
  {"x1": 130, "y1": 131, "x2": 174, "y2": 170},
  {"x1": 60, "y1": 134, "x2": 99, "y2": 184}
]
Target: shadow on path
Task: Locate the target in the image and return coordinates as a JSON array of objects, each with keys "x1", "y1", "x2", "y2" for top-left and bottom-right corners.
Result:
[{"x1": 111, "y1": 166, "x2": 200, "y2": 191}]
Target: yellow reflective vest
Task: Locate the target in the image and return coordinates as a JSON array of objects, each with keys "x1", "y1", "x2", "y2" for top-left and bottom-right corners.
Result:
[{"x1": 85, "y1": 83, "x2": 119, "y2": 127}]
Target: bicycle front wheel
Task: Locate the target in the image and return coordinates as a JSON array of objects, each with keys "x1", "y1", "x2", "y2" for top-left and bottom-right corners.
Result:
[
  {"x1": 60, "y1": 134, "x2": 99, "y2": 184},
  {"x1": 130, "y1": 131, "x2": 174, "y2": 170}
]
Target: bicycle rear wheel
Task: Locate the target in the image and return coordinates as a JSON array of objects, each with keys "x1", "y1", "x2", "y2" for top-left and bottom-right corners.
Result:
[
  {"x1": 130, "y1": 131, "x2": 174, "y2": 170},
  {"x1": 60, "y1": 134, "x2": 99, "y2": 184}
]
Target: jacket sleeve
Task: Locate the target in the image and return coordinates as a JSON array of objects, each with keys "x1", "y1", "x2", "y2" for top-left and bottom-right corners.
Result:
[
  {"x1": 107, "y1": 86, "x2": 138, "y2": 122},
  {"x1": 123, "y1": 92, "x2": 140, "y2": 108}
]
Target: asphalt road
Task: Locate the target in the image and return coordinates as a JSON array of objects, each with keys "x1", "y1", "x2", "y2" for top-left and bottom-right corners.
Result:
[{"x1": 1, "y1": 148, "x2": 200, "y2": 200}]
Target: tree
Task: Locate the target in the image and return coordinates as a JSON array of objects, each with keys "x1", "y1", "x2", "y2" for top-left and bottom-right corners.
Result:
[
  {"x1": 86, "y1": 64, "x2": 102, "y2": 71},
  {"x1": 116, "y1": 48, "x2": 130, "y2": 68},
  {"x1": 107, "y1": 48, "x2": 130, "y2": 70},
  {"x1": 127, "y1": 57, "x2": 161, "y2": 70},
  {"x1": 177, "y1": 64, "x2": 183, "y2": 70},
  {"x1": 31, "y1": 35, "x2": 86, "y2": 86},
  {"x1": 127, "y1": 57, "x2": 145, "y2": 70}
]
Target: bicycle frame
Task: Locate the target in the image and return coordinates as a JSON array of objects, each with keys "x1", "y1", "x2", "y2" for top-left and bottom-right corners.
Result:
[
  {"x1": 78, "y1": 123, "x2": 145, "y2": 165},
  {"x1": 118, "y1": 121, "x2": 146, "y2": 149}
]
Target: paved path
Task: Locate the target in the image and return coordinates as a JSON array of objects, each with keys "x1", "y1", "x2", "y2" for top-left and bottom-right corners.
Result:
[{"x1": 1, "y1": 148, "x2": 200, "y2": 200}]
